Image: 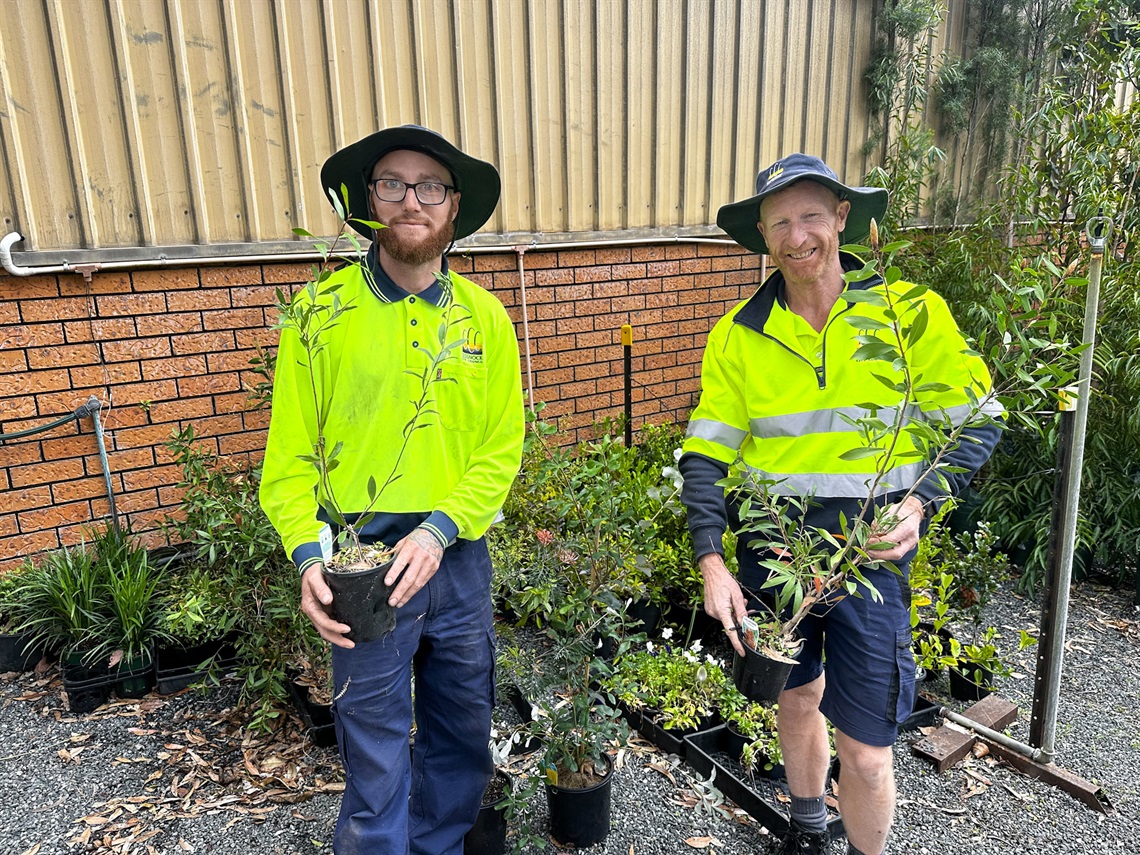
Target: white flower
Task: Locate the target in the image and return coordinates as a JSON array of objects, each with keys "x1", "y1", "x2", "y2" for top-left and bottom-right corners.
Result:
[
  {"x1": 705, "y1": 653, "x2": 719, "y2": 665},
  {"x1": 683, "y1": 650, "x2": 699, "y2": 664},
  {"x1": 661, "y1": 466, "x2": 684, "y2": 489},
  {"x1": 646, "y1": 641, "x2": 655, "y2": 654},
  {"x1": 661, "y1": 627, "x2": 674, "y2": 640},
  {"x1": 690, "y1": 639, "x2": 703, "y2": 654},
  {"x1": 673, "y1": 448, "x2": 683, "y2": 463}
]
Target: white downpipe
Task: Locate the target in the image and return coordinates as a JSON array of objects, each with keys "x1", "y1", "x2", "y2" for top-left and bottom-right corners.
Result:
[{"x1": 514, "y1": 246, "x2": 537, "y2": 413}]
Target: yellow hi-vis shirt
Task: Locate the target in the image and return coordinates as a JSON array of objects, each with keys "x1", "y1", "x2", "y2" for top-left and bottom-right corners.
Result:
[{"x1": 259, "y1": 256, "x2": 524, "y2": 574}]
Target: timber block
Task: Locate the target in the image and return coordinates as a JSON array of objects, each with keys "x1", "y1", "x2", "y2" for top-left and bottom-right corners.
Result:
[
  {"x1": 910, "y1": 695, "x2": 1019, "y2": 773},
  {"x1": 911, "y1": 722, "x2": 976, "y2": 773}
]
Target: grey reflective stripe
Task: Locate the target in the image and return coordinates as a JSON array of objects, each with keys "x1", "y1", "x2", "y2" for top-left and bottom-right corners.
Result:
[
  {"x1": 750, "y1": 405, "x2": 924, "y2": 439},
  {"x1": 747, "y1": 461, "x2": 929, "y2": 498},
  {"x1": 686, "y1": 418, "x2": 748, "y2": 450}
]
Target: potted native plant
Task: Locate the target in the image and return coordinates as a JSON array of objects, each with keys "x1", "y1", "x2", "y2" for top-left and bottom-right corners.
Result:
[
  {"x1": 273, "y1": 192, "x2": 472, "y2": 643},
  {"x1": 155, "y1": 564, "x2": 238, "y2": 694},
  {"x1": 0, "y1": 562, "x2": 45, "y2": 672}
]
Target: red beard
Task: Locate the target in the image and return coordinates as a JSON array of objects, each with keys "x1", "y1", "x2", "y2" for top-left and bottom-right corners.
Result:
[{"x1": 375, "y1": 218, "x2": 456, "y2": 266}]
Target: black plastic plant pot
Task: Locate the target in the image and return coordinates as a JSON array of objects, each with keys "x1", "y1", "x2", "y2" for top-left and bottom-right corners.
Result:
[
  {"x1": 0, "y1": 633, "x2": 44, "y2": 672},
  {"x1": 62, "y1": 655, "x2": 113, "y2": 714},
  {"x1": 545, "y1": 753, "x2": 613, "y2": 848},
  {"x1": 724, "y1": 721, "x2": 750, "y2": 760},
  {"x1": 285, "y1": 669, "x2": 337, "y2": 747},
  {"x1": 463, "y1": 770, "x2": 510, "y2": 855},
  {"x1": 322, "y1": 558, "x2": 398, "y2": 644},
  {"x1": 948, "y1": 664, "x2": 993, "y2": 702},
  {"x1": 732, "y1": 643, "x2": 800, "y2": 704},
  {"x1": 625, "y1": 599, "x2": 662, "y2": 635},
  {"x1": 155, "y1": 635, "x2": 239, "y2": 695},
  {"x1": 114, "y1": 651, "x2": 155, "y2": 699}
]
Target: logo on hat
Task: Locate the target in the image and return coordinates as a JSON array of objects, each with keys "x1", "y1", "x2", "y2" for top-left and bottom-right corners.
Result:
[{"x1": 765, "y1": 163, "x2": 785, "y2": 186}]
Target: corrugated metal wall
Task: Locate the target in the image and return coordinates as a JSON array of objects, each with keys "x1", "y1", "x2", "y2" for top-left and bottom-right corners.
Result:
[{"x1": 0, "y1": 0, "x2": 942, "y2": 260}]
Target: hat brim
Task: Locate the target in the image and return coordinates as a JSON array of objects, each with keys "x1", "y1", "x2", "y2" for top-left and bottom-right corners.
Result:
[
  {"x1": 716, "y1": 178, "x2": 888, "y2": 255},
  {"x1": 320, "y1": 126, "x2": 501, "y2": 240}
]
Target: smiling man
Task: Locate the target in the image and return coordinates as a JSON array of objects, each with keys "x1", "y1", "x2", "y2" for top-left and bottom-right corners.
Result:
[
  {"x1": 260, "y1": 126, "x2": 524, "y2": 854},
  {"x1": 679, "y1": 154, "x2": 1001, "y2": 855}
]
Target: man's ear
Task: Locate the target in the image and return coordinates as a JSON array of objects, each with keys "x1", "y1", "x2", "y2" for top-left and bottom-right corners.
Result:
[
  {"x1": 450, "y1": 192, "x2": 462, "y2": 224},
  {"x1": 836, "y1": 199, "x2": 851, "y2": 232}
]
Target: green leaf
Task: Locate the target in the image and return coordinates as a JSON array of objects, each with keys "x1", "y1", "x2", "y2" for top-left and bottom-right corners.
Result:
[{"x1": 838, "y1": 446, "x2": 883, "y2": 461}]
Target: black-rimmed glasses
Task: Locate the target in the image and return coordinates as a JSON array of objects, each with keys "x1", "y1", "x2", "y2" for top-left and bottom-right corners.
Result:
[{"x1": 368, "y1": 178, "x2": 455, "y2": 206}]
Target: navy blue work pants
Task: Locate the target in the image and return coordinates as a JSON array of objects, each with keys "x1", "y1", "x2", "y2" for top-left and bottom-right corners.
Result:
[{"x1": 330, "y1": 537, "x2": 496, "y2": 854}]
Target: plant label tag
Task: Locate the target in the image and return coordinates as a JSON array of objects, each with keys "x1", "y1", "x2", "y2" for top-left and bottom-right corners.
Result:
[
  {"x1": 742, "y1": 616, "x2": 759, "y2": 651},
  {"x1": 319, "y1": 524, "x2": 333, "y2": 563}
]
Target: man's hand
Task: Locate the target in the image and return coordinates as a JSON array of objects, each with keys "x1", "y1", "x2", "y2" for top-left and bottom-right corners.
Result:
[
  {"x1": 866, "y1": 495, "x2": 926, "y2": 561},
  {"x1": 301, "y1": 563, "x2": 354, "y2": 649},
  {"x1": 385, "y1": 528, "x2": 445, "y2": 608},
  {"x1": 698, "y1": 553, "x2": 749, "y2": 656}
]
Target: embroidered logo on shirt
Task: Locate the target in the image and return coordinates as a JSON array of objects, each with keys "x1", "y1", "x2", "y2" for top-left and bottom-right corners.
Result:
[{"x1": 461, "y1": 327, "x2": 484, "y2": 364}]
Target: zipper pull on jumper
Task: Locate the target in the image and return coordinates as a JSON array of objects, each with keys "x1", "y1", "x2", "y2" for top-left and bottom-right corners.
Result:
[{"x1": 814, "y1": 365, "x2": 826, "y2": 389}]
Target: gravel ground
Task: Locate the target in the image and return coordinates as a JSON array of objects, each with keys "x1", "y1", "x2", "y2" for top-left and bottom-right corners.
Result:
[{"x1": 0, "y1": 577, "x2": 1137, "y2": 854}]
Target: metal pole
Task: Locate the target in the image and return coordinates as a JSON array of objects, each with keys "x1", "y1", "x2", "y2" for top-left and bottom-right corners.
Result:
[
  {"x1": 1031, "y1": 216, "x2": 1111, "y2": 762},
  {"x1": 621, "y1": 324, "x2": 633, "y2": 447}
]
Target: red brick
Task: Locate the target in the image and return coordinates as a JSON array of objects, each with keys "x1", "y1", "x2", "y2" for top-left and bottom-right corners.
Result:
[
  {"x1": 447, "y1": 255, "x2": 475, "y2": 274},
  {"x1": 200, "y1": 265, "x2": 263, "y2": 287},
  {"x1": 711, "y1": 255, "x2": 743, "y2": 272},
  {"x1": 18, "y1": 500, "x2": 92, "y2": 532},
  {"x1": 663, "y1": 274, "x2": 696, "y2": 292},
  {"x1": 612, "y1": 296, "x2": 647, "y2": 312},
  {"x1": 140, "y1": 355, "x2": 207, "y2": 380},
  {"x1": 103, "y1": 406, "x2": 149, "y2": 429},
  {"x1": 59, "y1": 271, "x2": 131, "y2": 296},
  {"x1": 111, "y1": 489, "x2": 160, "y2": 513},
  {"x1": 647, "y1": 261, "x2": 680, "y2": 277},
  {"x1": 206, "y1": 350, "x2": 258, "y2": 374},
  {"x1": 121, "y1": 464, "x2": 180, "y2": 491},
  {"x1": 632, "y1": 245, "x2": 666, "y2": 262},
  {"x1": 262, "y1": 263, "x2": 313, "y2": 284},
  {"x1": 51, "y1": 477, "x2": 112, "y2": 504},
  {"x1": 7, "y1": 458, "x2": 84, "y2": 488},
  {"x1": 177, "y1": 374, "x2": 240, "y2": 396},
  {"x1": 560, "y1": 380, "x2": 598, "y2": 399},
  {"x1": 1, "y1": 322, "x2": 65, "y2": 348},
  {"x1": 6, "y1": 369, "x2": 72, "y2": 397},
  {"x1": 147, "y1": 397, "x2": 215, "y2": 422},
  {"x1": 132, "y1": 268, "x2": 201, "y2": 292},
  {"x1": 534, "y1": 268, "x2": 574, "y2": 287},
  {"x1": 28, "y1": 343, "x2": 100, "y2": 371},
  {"x1": 0, "y1": 274, "x2": 58, "y2": 300},
  {"x1": 463, "y1": 272, "x2": 493, "y2": 289},
  {"x1": 0, "y1": 530, "x2": 59, "y2": 561},
  {"x1": 135, "y1": 312, "x2": 202, "y2": 336},
  {"x1": 103, "y1": 446, "x2": 155, "y2": 472},
  {"x1": 0, "y1": 302, "x2": 17, "y2": 324},
  {"x1": 471, "y1": 253, "x2": 516, "y2": 272},
  {"x1": 0, "y1": 485, "x2": 52, "y2": 515},
  {"x1": 96, "y1": 293, "x2": 167, "y2": 316},
  {"x1": 576, "y1": 331, "x2": 618, "y2": 348},
  {"x1": 645, "y1": 292, "x2": 680, "y2": 308},
  {"x1": 171, "y1": 331, "x2": 237, "y2": 355},
  {"x1": 235, "y1": 328, "x2": 278, "y2": 349},
  {"x1": 167, "y1": 290, "x2": 229, "y2": 311},
  {"x1": 595, "y1": 247, "x2": 631, "y2": 265},
  {"x1": 191, "y1": 414, "x2": 245, "y2": 437},
  {"x1": 220, "y1": 429, "x2": 268, "y2": 455},
  {"x1": 0, "y1": 436, "x2": 41, "y2": 465},
  {"x1": 557, "y1": 250, "x2": 596, "y2": 267},
  {"x1": 680, "y1": 258, "x2": 712, "y2": 274},
  {"x1": 114, "y1": 380, "x2": 181, "y2": 408},
  {"x1": 665, "y1": 244, "x2": 697, "y2": 259},
  {"x1": 112, "y1": 423, "x2": 179, "y2": 450},
  {"x1": 101, "y1": 337, "x2": 172, "y2": 362},
  {"x1": 519, "y1": 251, "x2": 558, "y2": 269},
  {"x1": 0, "y1": 515, "x2": 15, "y2": 537},
  {"x1": 490, "y1": 271, "x2": 521, "y2": 290},
  {"x1": 573, "y1": 266, "x2": 612, "y2": 284},
  {"x1": 203, "y1": 307, "x2": 264, "y2": 330},
  {"x1": 556, "y1": 316, "x2": 595, "y2": 335},
  {"x1": 231, "y1": 285, "x2": 279, "y2": 307}
]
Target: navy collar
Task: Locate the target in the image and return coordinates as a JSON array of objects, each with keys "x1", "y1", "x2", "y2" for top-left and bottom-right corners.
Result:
[{"x1": 364, "y1": 244, "x2": 452, "y2": 307}]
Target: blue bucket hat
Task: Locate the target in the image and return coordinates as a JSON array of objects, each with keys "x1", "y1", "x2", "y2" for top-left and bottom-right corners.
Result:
[{"x1": 716, "y1": 153, "x2": 888, "y2": 255}]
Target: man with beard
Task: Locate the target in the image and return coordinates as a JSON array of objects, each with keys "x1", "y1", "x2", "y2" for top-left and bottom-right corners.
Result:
[{"x1": 260, "y1": 125, "x2": 524, "y2": 854}]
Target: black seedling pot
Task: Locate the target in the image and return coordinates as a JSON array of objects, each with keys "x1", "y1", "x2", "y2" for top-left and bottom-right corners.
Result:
[
  {"x1": 948, "y1": 664, "x2": 994, "y2": 702},
  {"x1": 463, "y1": 769, "x2": 510, "y2": 855},
  {"x1": 732, "y1": 641, "x2": 801, "y2": 704},
  {"x1": 545, "y1": 753, "x2": 613, "y2": 848},
  {"x1": 322, "y1": 557, "x2": 398, "y2": 644}
]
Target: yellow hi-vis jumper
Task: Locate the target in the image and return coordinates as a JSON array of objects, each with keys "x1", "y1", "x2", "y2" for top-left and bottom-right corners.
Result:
[
  {"x1": 679, "y1": 252, "x2": 1004, "y2": 560},
  {"x1": 259, "y1": 252, "x2": 524, "y2": 574}
]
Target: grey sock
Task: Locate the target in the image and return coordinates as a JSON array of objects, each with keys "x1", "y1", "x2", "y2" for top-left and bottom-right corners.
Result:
[{"x1": 788, "y1": 793, "x2": 827, "y2": 834}]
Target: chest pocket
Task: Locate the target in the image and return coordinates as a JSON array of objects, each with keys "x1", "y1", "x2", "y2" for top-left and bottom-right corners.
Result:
[{"x1": 433, "y1": 358, "x2": 486, "y2": 433}]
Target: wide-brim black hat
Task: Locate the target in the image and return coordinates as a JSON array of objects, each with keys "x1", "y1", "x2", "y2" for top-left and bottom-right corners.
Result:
[
  {"x1": 320, "y1": 125, "x2": 501, "y2": 240},
  {"x1": 716, "y1": 153, "x2": 888, "y2": 255}
]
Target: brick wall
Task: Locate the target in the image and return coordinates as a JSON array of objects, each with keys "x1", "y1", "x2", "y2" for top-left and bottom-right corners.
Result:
[{"x1": 0, "y1": 242, "x2": 759, "y2": 570}]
